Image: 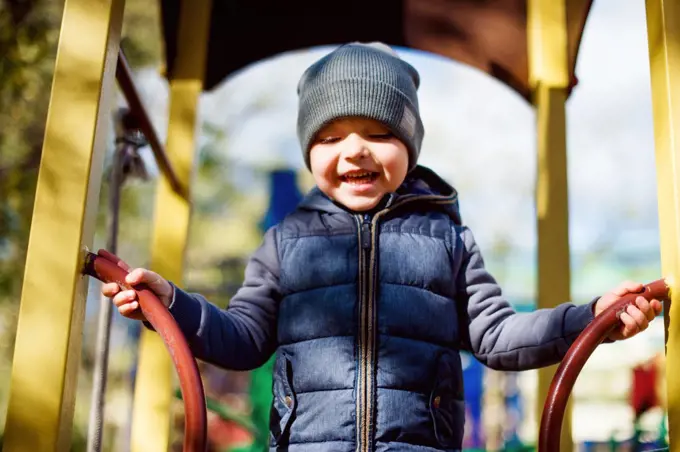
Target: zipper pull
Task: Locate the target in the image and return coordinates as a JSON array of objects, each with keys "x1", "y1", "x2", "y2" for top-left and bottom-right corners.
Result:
[{"x1": 361, "y1": 214, "x2": 372, "y2": 249}]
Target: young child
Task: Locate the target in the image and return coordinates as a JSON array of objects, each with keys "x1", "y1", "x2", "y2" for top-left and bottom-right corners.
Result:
[{"x1": 103, "y1": 43, "x2": 662, "y2": 451}]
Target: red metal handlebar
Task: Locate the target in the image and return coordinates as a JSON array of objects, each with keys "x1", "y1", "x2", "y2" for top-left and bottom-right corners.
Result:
[
  {"x1": 83, "y1": 249, "x2": 207, "y2": 452},
  {"x1": 538, "y1": 278, "x2": 671, "y2": 452}
]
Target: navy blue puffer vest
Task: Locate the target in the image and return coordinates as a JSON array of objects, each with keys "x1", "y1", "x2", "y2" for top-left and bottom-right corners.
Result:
[{"x1": 270, "y1": 167, "x2": 466, "y2": 452}]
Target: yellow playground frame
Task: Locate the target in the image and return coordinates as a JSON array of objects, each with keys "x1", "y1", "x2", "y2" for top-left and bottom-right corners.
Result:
[{"x1": 3, "y1": 0, "x2": 680, "y2": 451}]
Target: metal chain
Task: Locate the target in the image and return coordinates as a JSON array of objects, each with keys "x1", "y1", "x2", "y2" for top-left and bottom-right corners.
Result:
[{"x1": 86, "y1": 109, "x2": 148, "y2": 452}]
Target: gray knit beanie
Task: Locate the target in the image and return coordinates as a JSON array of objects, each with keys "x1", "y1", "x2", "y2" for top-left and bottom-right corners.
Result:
[{"x1": 297, "y1": 42, "x2": 425, "y2": 171}]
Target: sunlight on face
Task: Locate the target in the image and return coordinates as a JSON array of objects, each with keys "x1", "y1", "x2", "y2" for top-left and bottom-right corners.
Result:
[{"x1": 309, "y1": 118, "x2": 409, "y2": 212}]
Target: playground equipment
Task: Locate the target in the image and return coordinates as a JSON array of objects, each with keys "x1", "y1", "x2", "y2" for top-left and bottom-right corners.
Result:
[
  {"x1": 5, "y1": 0, "x2": 680, "y2": 451},
  {"x1": 539, "y1": 279, "x2": 672, "y2": 452},
  {"x1": 83, "y1": 250, "x2": 207, "y2": 452}
]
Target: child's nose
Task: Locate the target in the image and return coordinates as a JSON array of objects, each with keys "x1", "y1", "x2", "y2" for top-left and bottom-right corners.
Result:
[{"x1": 343, "y1": 134, "x2": 370, "y2": 160}]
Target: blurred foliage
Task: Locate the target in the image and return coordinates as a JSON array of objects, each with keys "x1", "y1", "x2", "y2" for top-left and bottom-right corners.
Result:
[{"x1": 0, "y1": 0, "x2": 62, "y2": 304}]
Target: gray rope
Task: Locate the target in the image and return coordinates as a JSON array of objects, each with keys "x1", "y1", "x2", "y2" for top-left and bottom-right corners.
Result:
[{"x1": 86, "y1": 140, "x2": 126, "y2": 452}]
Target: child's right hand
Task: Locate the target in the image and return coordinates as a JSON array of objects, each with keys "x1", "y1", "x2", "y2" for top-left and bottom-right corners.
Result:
[{"x1": 101, "y1": 268, "x2": 174, "y2": 321}]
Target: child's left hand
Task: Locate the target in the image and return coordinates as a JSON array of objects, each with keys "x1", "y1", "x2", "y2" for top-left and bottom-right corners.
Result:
[{"x1": 594, "y1": 281, "x2": 663, "y2": 341}]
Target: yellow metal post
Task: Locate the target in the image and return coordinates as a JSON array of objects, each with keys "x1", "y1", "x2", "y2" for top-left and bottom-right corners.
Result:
[
  {"x1": 528, "y1": 1, "x2": 572, "y2": 451},
  {"x1": 2, "y1": 0, "x2": 125, "y2": 450},
  {"x1": 130, "y1": 0, "x2": 212, "y2": 450},
  {"x1": 646, "y1": 0, "x2": 680, "y2": 448}
]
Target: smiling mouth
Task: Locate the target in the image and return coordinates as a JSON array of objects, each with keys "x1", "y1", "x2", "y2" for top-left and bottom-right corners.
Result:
[{"x1": 340, "y1": 171, "x2": 379, "y2": 185}]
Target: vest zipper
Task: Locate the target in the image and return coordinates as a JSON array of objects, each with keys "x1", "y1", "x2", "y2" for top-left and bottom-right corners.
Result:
[
  {"x1": 355, "y1": 194, "x2": 457, "y2": 452},
  {"x1": 361, "y1": 215, "x2": 372, "y2": 250},
  {"x1": 356, "y1": 214, "x2": 372, "y2": 452}
]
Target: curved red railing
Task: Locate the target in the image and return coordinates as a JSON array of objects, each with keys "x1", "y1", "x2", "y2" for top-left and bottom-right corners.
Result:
[
  {"x1": 83, "y1": 249, "x2": 207, "y2": 452},
  {"x1": 538, "y1": 279, "x2": 671, "y2": 451}
]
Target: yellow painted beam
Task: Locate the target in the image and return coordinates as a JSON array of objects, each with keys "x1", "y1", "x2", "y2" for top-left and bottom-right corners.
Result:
[
  {"x1": 534, "y1": 84, "x2": 572, "y2": 452},
  {"x1": 2, "y1": 0, "x2": 125, "y2": 450},
  {"x1": 528, "y1": 1, "x2": 572, "y2": 451},
  {"x1": 130, "y1": 0, "x2": 212, "y2": 450},
  {"x1": 528, "y1": 0, "x2": 569, "y2": 90},
  {"x1": 645, "y1": 0, "x2": 680, "y2": 448}
]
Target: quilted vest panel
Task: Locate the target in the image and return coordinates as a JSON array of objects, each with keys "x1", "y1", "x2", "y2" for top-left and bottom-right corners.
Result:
[{"x1": 271, "y1": 207, "x2": 465, "y2": 452}]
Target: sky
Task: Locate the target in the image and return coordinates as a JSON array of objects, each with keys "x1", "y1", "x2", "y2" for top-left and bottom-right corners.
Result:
[{"x1": 128, "y1": 0, "x2": 662, "y2": 300}]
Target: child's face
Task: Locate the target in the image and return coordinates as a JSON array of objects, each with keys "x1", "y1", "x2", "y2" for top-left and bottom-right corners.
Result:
[{"x1": 309, "y1": 118, "x2": 409, "y2": 212}]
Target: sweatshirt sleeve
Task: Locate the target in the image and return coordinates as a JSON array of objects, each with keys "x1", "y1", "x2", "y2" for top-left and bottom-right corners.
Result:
[
  {"x1": 455, "y1": 226, "x2": 595, "y2": 371},
  {"x1": 165, "y1": 226, "x2": 281, "y2": 371}
]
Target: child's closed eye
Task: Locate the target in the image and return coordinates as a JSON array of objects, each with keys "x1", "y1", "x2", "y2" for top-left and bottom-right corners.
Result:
[
  {"x1": 368, "y1": 132, "x2": 395, "y2": 140},
  {"x1": 317, "y1": 136, "x2": 341, "y2": 144}
]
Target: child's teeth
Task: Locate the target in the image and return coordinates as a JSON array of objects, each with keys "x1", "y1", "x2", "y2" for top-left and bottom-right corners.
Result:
[{"x1": 342, "y1": 171, "x2": 376, "y2": 184}]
